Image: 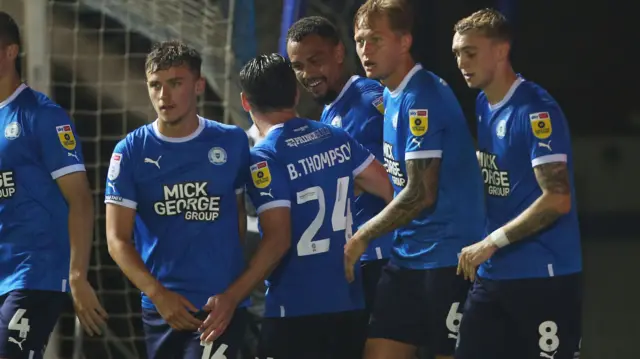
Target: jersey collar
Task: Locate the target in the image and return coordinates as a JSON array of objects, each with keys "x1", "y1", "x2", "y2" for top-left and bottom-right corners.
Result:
[
  {"x1": 488, "y1": 77, "x2": 524, "y2": 111},
  {"x1": 0, "y1": 83, "x2": 28, "y2": 109},
  {"x1": 325, "y1": 75, "x2": 359, "y2": 110},
  {"x1": 152, "y1": 115, "x2": 205, "y2": 143},
  {"x1": 389, "y1": 63, "x2": 422, "y2": 98}
]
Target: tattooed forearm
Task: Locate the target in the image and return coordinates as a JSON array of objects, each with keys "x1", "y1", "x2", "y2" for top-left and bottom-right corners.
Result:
[
  {"x1": 357, "y1": 158, "x2": 440, "y2": 243},
  {"x1": 502, "y1": 162, "x2": 571, "y2": 244}
]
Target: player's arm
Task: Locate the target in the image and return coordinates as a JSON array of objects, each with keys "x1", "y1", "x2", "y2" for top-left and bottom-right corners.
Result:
[
  {"x1": 200, "y1": 155, "x2": 291, "y2": 342},
  {"x1": 354, "y1": 97, "x2": 442, "y2": 244},
  {"x1": 224, "y1": 156, "x2": 291, "y2": 304},
  {"x1": 499, "y1": 163, "x2": 571, "y2": 244},
  {"x1": 105, "y1": 147, "x2": 201, "y2": 330},
  {"x1": 105, "y1": 204, "x2": 164, "y2": 298},
  {"x1": 354, "y1": 159, "x2": 394, "y2": 204},
  {"x1": 34, "y1": 106, "x2": 108, "y2": 335},
  {"x1": 237, "y1": 192, "x2": 247, "y2": 245},
  {"x1": 235, "y1": 133, "x2": 251, "y2": 245}
]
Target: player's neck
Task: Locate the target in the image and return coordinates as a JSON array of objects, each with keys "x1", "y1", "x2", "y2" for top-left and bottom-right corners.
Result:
[
  {"x1": 156, "y1": 112, "x2": 200, "y2": 138},
  {"x1": 484, "y1": 68, "x2": 518, "y2": 106},
  {"x1": 384, "y1": 57, "x2": 416, "y2": 92},
  {"x1": 332, "y1": 73, "x2": 350, "y2": 95},
  {"x1": 252, "y1": 109, "x2": 297, "y2": 137},
  {"x1": 0, "y1": 72, "x2": 23, "y2": 104}
]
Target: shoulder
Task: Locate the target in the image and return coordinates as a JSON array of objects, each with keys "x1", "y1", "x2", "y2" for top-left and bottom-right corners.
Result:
[
  {"x1": 514, "y1": 81, "x2": 564, "y2": 119},
  {"x1": 202, "y1": 117, "x2": 247, "y2": 137},
  {"x1": 17, "y1": 88, "x2": 67, "y2": 122},
  {"x1": 117, "y1": 124, "x2": 153, "y2": 154}
]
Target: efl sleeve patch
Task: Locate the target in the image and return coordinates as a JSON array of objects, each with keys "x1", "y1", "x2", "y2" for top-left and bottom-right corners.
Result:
[
  {"x1": 251, "y1": 161, "x2": 271, "y2": 189},
  {"x1": 56, "y1": 125, "x2": 77, "y2": 150},
  {"x1": 372, "y1": 96, "x2": 384, "y2": 114},
  {"x1": 409, "y1": 109, "x2": 428, "y2": 136},
  {"x1": 107, "y1": 153, "x2": 122, "y2": 181},
  {"x1": 529, "y1": 112, "x2": 552, "y2": 139}
]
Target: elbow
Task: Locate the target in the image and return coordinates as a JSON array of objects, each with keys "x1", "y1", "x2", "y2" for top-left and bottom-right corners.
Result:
[
  {"x1": 545, "y1": 193, "x2": 571, "y2": 215},
  {"x1": 556, "y1": 195, "x2": 571, "y2": 215}
]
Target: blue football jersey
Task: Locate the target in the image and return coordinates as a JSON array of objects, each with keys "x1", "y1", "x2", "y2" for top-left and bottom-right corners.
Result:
[
  {"x1": 246, "y1": 118, "x2": 374, "y2": 318},
  {"x1": 321, "y1": 75, "x2": 392, "y2": 262},
  {"x1": 0, "y1": 84, "x2": 86, "y2": 295},
  {"x1": 383, "y1": 64, "x2": 485, "y2": 269},
  {"x1": 104, "y1": 117, "x2": 250, "y2": 310},
  {"x1": 476, "y1": 77, "x2": 582, "y2": 280}
]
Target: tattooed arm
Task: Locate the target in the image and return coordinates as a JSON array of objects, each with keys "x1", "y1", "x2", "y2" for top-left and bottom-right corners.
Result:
[
  {"x1": 501, "y1": 162, "x2": 572, "y2": 243},
  {"x1": 354, "y1": 157, "x2": 440, "y2": 244}
]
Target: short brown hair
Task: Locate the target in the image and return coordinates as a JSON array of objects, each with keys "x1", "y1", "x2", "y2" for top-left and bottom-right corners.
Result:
[
  {"x1": 354, "y1": 0, "x2": 413, "y2": 34},
  {"x1": 454, "y1": 8, "x2": 512, "y2": 43}
]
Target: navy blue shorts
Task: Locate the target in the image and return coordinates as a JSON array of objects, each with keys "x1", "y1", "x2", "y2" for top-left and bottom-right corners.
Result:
[
  {"x1": 368, "y1": 264, "x2": 470, "y2": 356},
  {"x1": 258, "y1": 309, "x2": 367, "y2": 359},
  {"x1": 361, "y1": 258, "x2": 388, "y2": 315},
  {"x1": 0, "y1": 290, "x2": 68, "y2": 359},
  {"x1": 142, "y1": 307, "x2": 247, "y2": 359},
  {"x1": 455, "y1": 273, "x2": 583, "y2": 359}
]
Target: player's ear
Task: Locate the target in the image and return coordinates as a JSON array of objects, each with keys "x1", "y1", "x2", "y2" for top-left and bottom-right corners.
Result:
[
  {"x1": 5, "y1": 44, "x2": 18, "y2": 61},
  {"x1": 496, "y1": 41, "x2": 510, "y2": 62},
  {"x1": 194, "y1": 76, "x2": 205, "y2": 95},
  {"x1": 240, "y1": 92, "x2": 251, "y2": 112},
  {"x1": 400, "y1": 32, "x2": 412, "y2": 54}
]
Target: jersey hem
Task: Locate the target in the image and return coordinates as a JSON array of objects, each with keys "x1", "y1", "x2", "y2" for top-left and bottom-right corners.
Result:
[
  {"x1": 531, "y1": 153, "x2": 567, "y2": 167},
  {"x1": 478, "y1": 267, "x2": 582, "y2": 280},
  {"x1": 51, "y1": 164, "x2": 86, "y2": 179},
  {"x1": 256, "y1": 200, "x2": 291, "y2": 215},
  {"x1": 353, "y1": 154, "x2": 375, "y2": 177},
  {"x1": 104, "y1": 198, "x2": 137, "y2": 210},
  {"x1": 405, "y1": 150, "x2": 442, "y2": 160}
]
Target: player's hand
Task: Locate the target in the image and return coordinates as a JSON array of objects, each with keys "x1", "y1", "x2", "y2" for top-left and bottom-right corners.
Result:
[
  {"x1": 344, "y1": 235, "x2": 368, "y2": 283},
  {"x1": 69, "y1": 278, "x2": 109, "y2": 336},
  {"x1": 199, "y1": 292, "x2": 239, "y2": 343},
  {"x1": 150, "y1": 287, "x2": 202, "y2": 331},
  {"x1": 457, "y1": 238, "x2": 498, "y2": 282}
]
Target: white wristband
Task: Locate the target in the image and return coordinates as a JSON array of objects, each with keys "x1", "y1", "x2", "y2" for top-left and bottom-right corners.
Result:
[{"x1": 489, "y1": 228, "x2": 510, "y2": 248}]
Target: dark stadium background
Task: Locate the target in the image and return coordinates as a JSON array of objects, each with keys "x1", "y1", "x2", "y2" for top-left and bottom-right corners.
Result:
[{"x1": 2, "y1": 0, "x2": 636, "y2": 358}]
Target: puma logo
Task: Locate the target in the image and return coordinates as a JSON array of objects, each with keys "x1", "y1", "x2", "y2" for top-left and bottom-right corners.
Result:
[
  {"x1": 144, "y1": 156, "x2": 162, "y2": 169},
  {"x1": 8, "y1": 337, "x2": 25, "y2": 351},
  {"x1": 411, "y1": 138, "x2": 423, "y2": 147},
  {"x1": 107, "y1": 182, "x2": 116, "y2": 191},
  {"x1": 540, "y1": 351, "x2": 557, "y2": 359},
  {"x1": 538, "y1": 140, "x2": 552, "y2": 151},
  {"x1": 67, "y1": 151, "x2": 80, "y2": 161},
  {"x1": 260, "y1": 188, "x2": 274, "y2": 199}
]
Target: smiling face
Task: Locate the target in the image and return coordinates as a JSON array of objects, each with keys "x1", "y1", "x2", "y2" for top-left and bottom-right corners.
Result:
[{"x1": 287, "y1": 34, "x2": 344, "y2": 104}]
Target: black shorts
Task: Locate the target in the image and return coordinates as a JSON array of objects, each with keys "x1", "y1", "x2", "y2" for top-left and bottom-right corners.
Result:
[
  {"x1": 258, "y1": 310, "x2": 367, "y2": 359},
  {"x1": 455, "y1": 273, "x2": 583, "y2": 359},
  {"x1": 0, "y1": 290, "x2": 68, "y2": 359},
  {"x1": 368, "y1": 264, "x2": 470, "y2": 356},
  {"x1": 142, "y1": 307, "x2": 247, "y2": 359},
  {"x1": 361, "y1": 258, "x2": 388, "y2": 314}
]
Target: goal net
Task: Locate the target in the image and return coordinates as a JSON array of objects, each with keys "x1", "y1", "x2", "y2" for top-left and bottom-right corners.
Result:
[{"x1": 0, "y1": 0, "x2": 248, "y2": 357}]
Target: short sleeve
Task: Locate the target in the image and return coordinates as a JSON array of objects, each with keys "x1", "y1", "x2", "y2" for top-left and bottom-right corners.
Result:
[
  {"x1": 518, "y1": 105, "x2": 570, "y2": 168},
  {"x1": 34, "y1": 106, "x2": 86, "y2": 179},
  {"x1": 104, "y1": 139, "x2": 137, "y2": 209},
  {"x1": 234, "y1": 130, "x2": 251, "y2": 194},
  {"x1": 346, "y1": 132, "x2": 375, "y2": 177},
  {"x1": 246, "y1": 150, "x2": 291, "y2": 215},
  {"x1": 401, "y1": 94, "x2": 444, "y2": 161}
]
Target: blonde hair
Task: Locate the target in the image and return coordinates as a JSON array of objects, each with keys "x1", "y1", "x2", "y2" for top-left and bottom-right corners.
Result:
[
  {"x1": 354, "y1": 0, "x2": 413, "y2": 34},
  {"x1": 454, "y1": 8, "x2": 512, "y2": 43}
]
